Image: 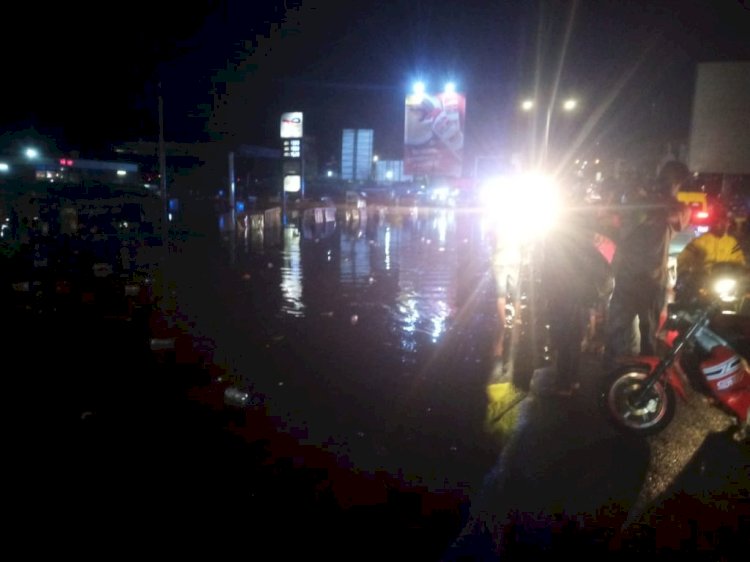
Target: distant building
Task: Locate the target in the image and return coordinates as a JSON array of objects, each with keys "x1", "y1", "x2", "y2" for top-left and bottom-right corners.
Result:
[
  {"x1": 341, "y1": 129, "x2": 373, "y2": 181},
  {"x1": 0, "y1": 154, "x2": 139, "y2": 188}
]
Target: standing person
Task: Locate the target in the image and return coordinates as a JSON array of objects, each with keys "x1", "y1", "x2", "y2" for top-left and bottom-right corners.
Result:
[
  {"x1": 602, "y1": 161, "x2": 692, "y2": 368},
  {"x1": 489, "y1": 225, "x2": 525, "y2": 381},
  {"x1": 542, "y1": 205, "x2": 615, "y2": 395}
]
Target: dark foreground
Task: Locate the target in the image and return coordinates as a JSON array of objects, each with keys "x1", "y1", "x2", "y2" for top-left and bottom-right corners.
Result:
[
  {"x1": 7, "y1": 303, "x2": 472, "y2": 560},
  {"x1": 8, "y1": 297, "x2": 749, "y2": 561},
  {"x1": 4, "y1": 223, "x2": 749, "y2": 561}
]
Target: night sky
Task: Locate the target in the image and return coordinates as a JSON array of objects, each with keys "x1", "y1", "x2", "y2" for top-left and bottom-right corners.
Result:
[{"x1": 2, "y1": 0, "x2": 749, "y2": 167}]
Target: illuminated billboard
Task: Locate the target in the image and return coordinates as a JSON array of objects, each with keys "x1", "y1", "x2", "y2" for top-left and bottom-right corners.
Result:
[
  {"x1": 280, "y1": 112, "x2": 303, "y2": 139},
  {"x1": 404, "y1": 90, "x2": 465, "y2": 177},
  {"x1": 688, "y1": 62, "x2": 750, "y2": 175}
]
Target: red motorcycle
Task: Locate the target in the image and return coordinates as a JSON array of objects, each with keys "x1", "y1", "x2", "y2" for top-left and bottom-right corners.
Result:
[{"x1": 599, "y1": 264, "x2": 750, "y2": 442}]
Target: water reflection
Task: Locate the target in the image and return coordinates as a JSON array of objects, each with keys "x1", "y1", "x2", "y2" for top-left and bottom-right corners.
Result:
[
  {"x1": 176, "y1": 205, "x2": 498, "y2": 487},
  {"x1": 280, "y1": 227, "x2": 304, "y2": 317},
  {"x1": 208, "y1": 206, "x2": 495, "y2": 367}
]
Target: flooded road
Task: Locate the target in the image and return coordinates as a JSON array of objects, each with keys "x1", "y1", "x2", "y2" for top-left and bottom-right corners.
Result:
[{"x1": 165, "y1": 205, "x2": 503, "y2": 493}]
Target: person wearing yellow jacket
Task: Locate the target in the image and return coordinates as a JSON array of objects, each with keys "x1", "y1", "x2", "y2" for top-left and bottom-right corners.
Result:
[{"x1": 676, "y1": 205, "x2": 746, "y2": 286}]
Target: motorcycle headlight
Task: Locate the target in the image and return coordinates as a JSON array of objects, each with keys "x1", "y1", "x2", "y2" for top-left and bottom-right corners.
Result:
[
  {"x1": 712, "y1": 277, "x2": 738, "y2": 303},
  {"x1": 480, "y1": 172, "x2": 561, "y2": 241}
]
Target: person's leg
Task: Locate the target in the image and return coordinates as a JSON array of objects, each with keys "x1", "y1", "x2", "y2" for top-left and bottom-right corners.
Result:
[
  {"x1": 603, "y1": 289, "x2": 637, "y2": 368},
  {"x1": 494, "y1": 295, "x2": 507, "y2": 359},
  {"x1": 492, "y1": 262, "x2": 514, "y2": 359},
  {"x1": 639, "y1": 284, "x2": 667, "y2": 357},
  {"x1": 490, "y1": 262, "x2": 510, "y2": 382},
  {"x1": 550, "y1": 296, "x2": 584, "y2": 392}
]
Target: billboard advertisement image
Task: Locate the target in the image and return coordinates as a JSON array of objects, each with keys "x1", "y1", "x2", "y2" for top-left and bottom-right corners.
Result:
[{"x1": 404, "y1": 90, "x2": 466, "y2": 178}]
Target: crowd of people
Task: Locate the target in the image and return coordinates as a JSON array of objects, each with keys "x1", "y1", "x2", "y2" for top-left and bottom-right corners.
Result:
[{"x1": 489, "y1": 160, "x2": 749, "y2": 395}]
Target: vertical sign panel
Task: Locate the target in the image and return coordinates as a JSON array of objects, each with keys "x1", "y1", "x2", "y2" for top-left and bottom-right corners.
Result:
[
  {"x1": 355, "y1": 129, "x2": 373, "y2": 181},
  {"x1": 341, "y1": 129, "x2": 355, "y2": 180},
  {"x1": 341, "y1": 129, "x2": 374, "y2": 180}
]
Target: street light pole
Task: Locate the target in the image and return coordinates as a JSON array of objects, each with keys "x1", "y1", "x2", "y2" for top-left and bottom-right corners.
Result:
[
  {"x1": 228, "y1": 150, "x2": 236, "y2": 231},
  {"x1": 157, "y1": 82, "x2": 170, "y2": 307},
  {"x1": 158, "y1": 83, "x2": 168, "y2": 247},
  {"x1": 542, "y1": 103, "x2": 553, "y2": 168}
]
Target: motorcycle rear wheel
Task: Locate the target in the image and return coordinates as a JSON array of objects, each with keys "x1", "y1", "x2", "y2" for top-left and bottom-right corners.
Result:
[{"x1": 600, "y1": 364, "x2": 676, "y2": 436}]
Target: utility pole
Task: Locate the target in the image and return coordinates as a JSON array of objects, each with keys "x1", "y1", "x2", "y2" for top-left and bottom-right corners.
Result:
[
  {"x1": 228, "y1": 151, "x2": 236, "y2": 231},
  {"x1": 158, "y1": 82, "x2": 169, "y2": 304},
  {"x1": 158, "y1": 83, "x2": 168, "y2": 247}
]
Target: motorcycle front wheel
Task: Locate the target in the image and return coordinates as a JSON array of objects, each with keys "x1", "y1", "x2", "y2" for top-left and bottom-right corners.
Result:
[{"x1": 599, "y1": 365, "x2": 676, "y2": 436}]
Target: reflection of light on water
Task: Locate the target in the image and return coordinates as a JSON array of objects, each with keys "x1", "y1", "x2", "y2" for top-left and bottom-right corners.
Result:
[
  {"x1": 280, "y1": 226, "x2": 305, "y2": 316},
  {"x1": 435, "y1": 211, "x2": 448, "y2": 246},
  {"x1": 431, "y1": 300, "x2": 449, "y2": 341},
  {"x1": 390, "y1": 210, "x2": 458, "y2": 352},
  {"x1": 384, "y1": 227, "x2": 391, "y2": 270},
  {"x1": 339, "y1": 230, "x2": 372, "y2": 286},
  {"x1": 397, "y1": 294, "x2": 419, "y2": 334},
  {"x1": 395, "y1": 289, "x2": 450, "y2": 346}
]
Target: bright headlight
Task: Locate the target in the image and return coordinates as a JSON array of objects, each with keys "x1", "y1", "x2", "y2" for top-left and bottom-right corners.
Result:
[
  {"x1": 480, "y1": 172, "x2": 560, "y2": 239},
  {"x1": 713, "y1": 277, "x2": 737, "y2": 302}
]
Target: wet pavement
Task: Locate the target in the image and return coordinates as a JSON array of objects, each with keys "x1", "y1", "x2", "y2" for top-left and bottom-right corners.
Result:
[{"x1": 7, "y1": 203, "x2": 750, "y2": 559}]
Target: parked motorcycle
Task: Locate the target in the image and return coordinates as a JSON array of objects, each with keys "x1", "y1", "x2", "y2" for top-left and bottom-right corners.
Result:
[{"x1": 599, "y1": 264, "x2": 750, "y2": 442}]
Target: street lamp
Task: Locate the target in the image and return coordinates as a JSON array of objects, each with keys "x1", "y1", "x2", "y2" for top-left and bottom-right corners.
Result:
[
  {"x1": 521, "y1": 99, "x2": 535, "y2": 111},
  {"x1": 24, "y1": 147, "x2": 39, "y2": 159},
  {"x1": 542, "y1": 97, "x2": 580, "y2": 167}
]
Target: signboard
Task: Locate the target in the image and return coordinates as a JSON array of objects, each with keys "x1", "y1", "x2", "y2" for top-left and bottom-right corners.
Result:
[
  {"x1": 280, "y1": 112, "x2": 303, "y2": 139},
  {"x1": 688, "y1": 62, "x2": 750, "y2": 175},
  {"x1": 283, "y1": 138, "x2": 301, "y2": 158},
  {"x1": 404, "y1": 91, "x2": 466, "y2": 177},
  {"x1": 284, "y1": 175, "x2": 301, "y2": 193}
]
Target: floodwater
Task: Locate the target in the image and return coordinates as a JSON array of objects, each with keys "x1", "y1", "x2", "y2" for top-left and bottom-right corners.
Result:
[{"x1": 164, "y1": 205, "x2": 504, "y2": 492}]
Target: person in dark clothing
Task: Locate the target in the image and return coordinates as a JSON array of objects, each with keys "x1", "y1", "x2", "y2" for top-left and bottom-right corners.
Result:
[
  {"x1": 602, "y1": 161, "x2": 692, "y2": 368},
  {"x1": 541, "y1": 200, "x2": 615, "y2": 395}
]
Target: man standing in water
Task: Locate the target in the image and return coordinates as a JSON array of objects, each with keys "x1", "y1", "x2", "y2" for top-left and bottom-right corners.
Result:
[{"x1": 489, "y1": 226, "x2": 524, "y2": 381}]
